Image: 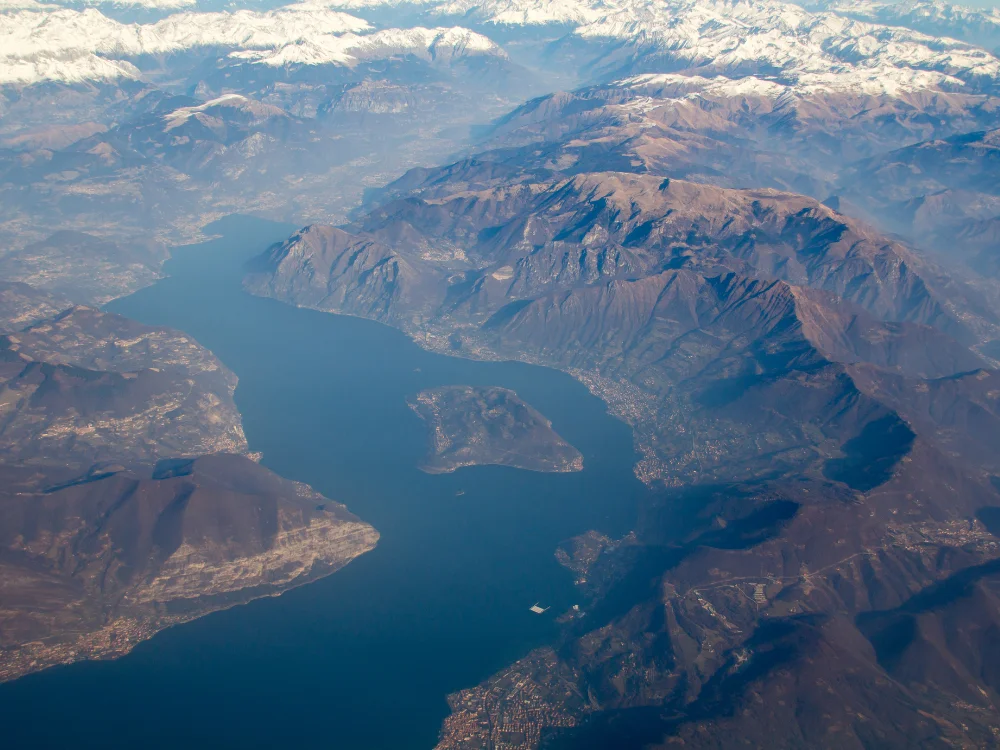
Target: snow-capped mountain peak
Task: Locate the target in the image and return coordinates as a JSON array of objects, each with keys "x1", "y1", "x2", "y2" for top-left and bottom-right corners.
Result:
[
  {"x1": 2, "y1": 0, "x2": 998, "y2": 92},
  {"x1": 229, "y1": 25, "x2": 503, "y2": 67},
  {"x1": 0, "y1": 2, "x2": 511, "y2": 84}
]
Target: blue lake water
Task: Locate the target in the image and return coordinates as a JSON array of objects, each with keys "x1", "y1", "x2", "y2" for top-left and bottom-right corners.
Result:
[{"x1": 0, "y1": 215, "x2": 649, "y2": 749}]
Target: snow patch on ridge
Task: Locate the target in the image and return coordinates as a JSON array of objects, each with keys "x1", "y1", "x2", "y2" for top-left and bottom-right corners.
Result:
[
  {"x1": 620, "y1": 66, "x2": 970, "y2": 98},
  {"x1": 162, "y1": 93, "x2": 249, "y2": 129},
  {"x1": 230, "y1": 26, "x2": 503, "y2": 67},
  {"x1": 436, "y1": 0, "x2": 605, "y2": 25},
  {"x1": 277, "y1": 0, "x2": 1000, "y2": 90},
  {"x1": 0, "y1": 4, "x2": 503, "y2": 84},
  {"x1": 2, "y1": 0, "x2": 999, "y2": 91},
  {"x1": 571, "y1": 0, "x2": 1000, "y2": 85},
  {"x1": 61, "y1": 0, "x2": 195, "y2": 9}
]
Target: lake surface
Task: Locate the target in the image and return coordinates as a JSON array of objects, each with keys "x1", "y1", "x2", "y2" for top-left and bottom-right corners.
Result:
[{"x1": 0, "y1": 215, "x2": 649, "y2": 749}]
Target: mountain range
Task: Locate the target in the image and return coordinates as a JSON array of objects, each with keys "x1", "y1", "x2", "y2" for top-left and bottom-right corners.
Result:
[
  {"x1": 236, "y1": 9, "x2": 1000, "y2": 738},
  {"x1": 4, "y1": 0, "x2": 1000, "y2": 746}
]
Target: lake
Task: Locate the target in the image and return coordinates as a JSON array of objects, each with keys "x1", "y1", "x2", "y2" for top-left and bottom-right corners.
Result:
[{"x1": 0, "y1": 215, "x2": 650, "y2": 749}]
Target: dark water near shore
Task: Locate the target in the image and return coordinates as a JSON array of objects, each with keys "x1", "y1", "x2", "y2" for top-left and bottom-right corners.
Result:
[{"x1": 0, "y1": 215, "x2": 649, "y2": 749}]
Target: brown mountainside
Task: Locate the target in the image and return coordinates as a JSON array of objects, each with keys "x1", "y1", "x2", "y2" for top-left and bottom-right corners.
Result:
[
  {"x1": 0, "y1": 284, "x2": 378, "y2": 682},
  {"x1": 0, "y1": 454, "x2": 378, "y2": 683},
  {"x1": 247, "y1": 155, "x2": 1000, "y2": 749}
]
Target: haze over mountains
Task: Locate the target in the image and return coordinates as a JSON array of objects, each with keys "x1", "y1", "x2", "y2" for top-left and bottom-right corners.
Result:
[{"x1": 4, "y1": 0, "x2": 1000, "y2": 747}]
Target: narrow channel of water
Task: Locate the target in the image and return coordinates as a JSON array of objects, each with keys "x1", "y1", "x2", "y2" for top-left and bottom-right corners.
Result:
[{"x1": 0, "y1": 215, "x2": 650, "y2": 749}]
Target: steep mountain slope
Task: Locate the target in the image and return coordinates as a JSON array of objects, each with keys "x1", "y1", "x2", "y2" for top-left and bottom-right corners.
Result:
[
  {"x1": 437, "y1": 453, "x2": 1000, "y2": 749},
  {"x1": 0, "y1": 454, "x2": 378, "y2": 682},
  {"x1": 247, "y1": 168, "x2": 1000, "y2": 491},
  {"x1": 248, "y1": 158, "x2": 1000, "y2": 747},
  {"x1": 0, "y1": 280, "x2": 380, "y2": 685},
  {"x1": 259, "y1": 171, "x2": 998, "y2": 343}
]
